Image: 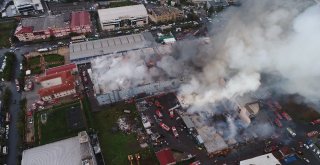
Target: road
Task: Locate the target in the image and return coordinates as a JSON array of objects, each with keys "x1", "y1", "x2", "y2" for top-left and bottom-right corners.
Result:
[{"x1": 0, "y1": 44, "x2": 54, "y2": 165}]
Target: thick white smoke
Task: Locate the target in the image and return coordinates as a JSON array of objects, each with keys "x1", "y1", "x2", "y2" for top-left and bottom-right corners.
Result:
[{"x1": 178, "y1": 0, "x2": 320, "y2": 111}]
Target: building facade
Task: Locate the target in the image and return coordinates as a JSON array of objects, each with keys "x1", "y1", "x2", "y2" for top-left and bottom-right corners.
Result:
[
  {"x1": 148, "y1": 6, "x2": 184, "y2": 23},
  {"x1": 98, "y1": 5, "x2": 148, "y2": 31}
]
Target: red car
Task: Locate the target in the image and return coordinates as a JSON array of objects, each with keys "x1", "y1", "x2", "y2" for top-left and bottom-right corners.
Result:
[
  {"x1": 172, "y1": 126, "x2": 179, "y2": 138},
  {"x1": 310, "y1": 119, "x2": 320, "y2": 125},
  {"x1": 155, "y1": 110, "x2": 163, "y2": 118},
  {"x1": 307, "y1": 131, "x2": 319, "y2": 138},
  {"x1": 159, "y1": 122, "x2": 170, "y2": 131}
]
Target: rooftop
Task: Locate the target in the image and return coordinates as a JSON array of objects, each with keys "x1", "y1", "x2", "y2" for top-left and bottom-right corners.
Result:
[
  {"x1": 71, "y1": 11, "x2": 91, "y2": 28},
  {"x1": 45, "y1": 63, "x2": 77, "y2": 75},
  {"x1": 150, "y1": 6, "x2": 183, "y2": 16},
  {"x1": 47, "y1": 2, "x2": 91, "y2": 15},
  {"x1": 21, "y1": 132, "x2": 96, "y2": 165},
  {"x1": 155, "y1": 148, "x2": 176, "y2": 165},
  {"x1": 69, "y1": 33, "x2": 154, "y2": 62},
  {"x1": 38, "y1": 71, "x2": 75, "y2": 97},
  {"x1": 240, "y1": 153, "x2": 281, "y2": 165},
  {"x1": 20, "y1": 14, "x2": 69, "y2": 32},
  {"x1": 98, "y1": 4, "x2": 147, "y2": 21}
]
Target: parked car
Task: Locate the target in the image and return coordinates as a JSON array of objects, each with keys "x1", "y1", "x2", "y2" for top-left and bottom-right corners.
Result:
[{"x1": 172, "y1": 126, "x2": 179, "y2": 138}]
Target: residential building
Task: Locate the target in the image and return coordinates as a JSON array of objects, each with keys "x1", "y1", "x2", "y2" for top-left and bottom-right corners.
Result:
[
  {"x1": 70, "y1": 11, "x2": 92, "y2": 34},
  {"x1": 13, "y1": 0, "x2": 44, "y2": 14},
  {"x1": 148, "y1": 6, "x2": 184, "y2": 23},
  {"x1": 38, "y1": 64, "x2": 78, "y2": 101},
  {"x1": 14, "y1": 11, "x2": 92, "y2": 41},
  {"x1": 21, "y1": 131, "x2": 97, "y2": 165},
  {"x1": 98, "y1": 5, "x2": 148, "y2": 31}
]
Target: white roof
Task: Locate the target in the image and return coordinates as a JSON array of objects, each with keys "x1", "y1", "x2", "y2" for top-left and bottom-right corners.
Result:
[
  {"x1": 240, "y1": 153, "x2": 281, "y2": 165},
  {"x1": 69, "y1": 33, "x2": 149, "y2": 61},
  {"x1": 21, "y1": 137, "x2": 85, "y2": 165},
  {"x1": 98, "y1": 5, "x2": 147, "y2": 22}
]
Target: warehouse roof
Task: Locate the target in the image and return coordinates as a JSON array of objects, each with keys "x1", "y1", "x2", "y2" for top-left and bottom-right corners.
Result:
[
  {"x1": 69, "y1": 33, "x2": 154, "y2": 61},
  {"x1": 98, "y1": 4, "x2": 147, "y2": 22},
  {"x1": 20, "y1": 14, "x2": 69, "y2": 32},
  {"x1": 240, "y1": 153, "x2": 281, "y2": 165},
  {"x1": 21, "y1": 132, "x2": 96, "y2": 165}
]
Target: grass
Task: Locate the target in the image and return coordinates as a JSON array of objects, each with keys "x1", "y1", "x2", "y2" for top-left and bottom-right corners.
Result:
[
  {"x1": 35, "y1": 101, "x2": 85, "y2": 145},
  {"x1": 90, "y1": 101, "x2": 158, "y2": 165},
  {"x1": 44, "y1": 54, "x2": 64, "y2": 63},
  {"x1": 0, "y1": 21, "x2": 16, "y2": 48},
  {"x1": 31, "y1": 66, "x2": 42, "y2": 75},
  {"x1": 28, "y1": 56, "x2": 41, "y2": 67}
]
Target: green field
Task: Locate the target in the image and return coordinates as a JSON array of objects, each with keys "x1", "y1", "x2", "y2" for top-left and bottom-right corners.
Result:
[
  {"x1": 35, "y1": 101, "x2": 85, "y2": 145},
  {"x1": 90, "y1": 101, "x2": 158, "y2": 165},
  {"x1": 28, "y1": 56, "x2": 41, "y2": 67},
  {"x1": 44, "y1": 54, "x2": 64, "y2": 63},
  {"x1": 0, "y1": 21, "x2": 16, "y2": 48}
]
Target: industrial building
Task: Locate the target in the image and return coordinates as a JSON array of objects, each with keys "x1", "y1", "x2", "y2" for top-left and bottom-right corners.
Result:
[
  {"x1": 21, "y1": 131, "x2": 97, "y2": 165},
  {"x1": 98, "y1": 5, "x2": 148, "y2": 31},
  {"x1": 148, "y1": 6, "x2": 184, "y2": 23},
  {"x1": 14, "y1": 11, "x2": 92, "y2": 41},
  {"x1": 38, "y1": 64, "x2": 78, "y2": 101},
  {"x1": 13, "y1": 0, "x2": 43, "y2": 14},
  {"x1": 240, "y1": 153, "x2": 281, "y2": 165},
  {"x1": 69, "y1": 32, "x2": 155, "y2": 64}
]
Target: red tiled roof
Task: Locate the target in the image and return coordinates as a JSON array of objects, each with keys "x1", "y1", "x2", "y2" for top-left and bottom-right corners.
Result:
[
  {"x1": 38, "y1": 83, "x2": 75, "y2": 97},
  {"x1": 38, "y1": 70, "x2": 76, "y2": 97},
  {"x1": 156, "y1": 148, "x2": 175, "y2": 165},
  {"x1": 15, "y1": 26, "x2": 33, "y2": 35},
  {"x1": 45, "y1": 63, "x2": 77, "y2": 75},
  {"x1": 38, "y1": 70, "x2": 73, "y2": 82},
  {"x1": 70, "y1": 11, "x2": 91, "y2": 28}
]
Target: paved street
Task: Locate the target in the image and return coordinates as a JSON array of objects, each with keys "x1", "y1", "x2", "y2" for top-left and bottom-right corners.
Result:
[{"x1": 0, "y1": 44, "x2": 55, "y2": 164}]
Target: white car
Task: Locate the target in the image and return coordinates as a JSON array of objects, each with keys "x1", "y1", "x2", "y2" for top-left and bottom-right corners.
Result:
[
  {"x1": 303, "y1": 158, "x2": 310, "y2": 163},
  {"x1": 304, "y1": 144, "x2": 309, "y2": 149}
]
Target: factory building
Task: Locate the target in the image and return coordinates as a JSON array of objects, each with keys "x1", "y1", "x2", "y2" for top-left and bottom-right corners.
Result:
[
  {"x1": 148, "y1": 6, "x2": 184, "y2": 23},
  {"x1": 69, "y1": 32, "x2": 155, "y2": 64},
  {"x1": 98, "y1": 5, "x2": 148, "y2": 31}
]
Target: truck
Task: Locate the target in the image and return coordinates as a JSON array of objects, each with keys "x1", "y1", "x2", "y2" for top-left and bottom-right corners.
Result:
[
  {"x1": 307, "y1": 131, "x2": 319, "y2": 138},
  {"x1": 310, "y1": 118, "x2": 320, "y2": 125},
  {"x1": 159, "y1": 122, "x2": 170, "y2": 131},
  {"x1": 283, "y1": 155, "x2": 297, "y2": 164},
  {"x1": 287, "y1": 127, "x2": 296, "y2": 137}
]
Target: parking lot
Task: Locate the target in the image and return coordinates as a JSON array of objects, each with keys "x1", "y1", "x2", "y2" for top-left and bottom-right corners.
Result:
[{"x1": 136, "y1": 93, "x2": 212, "y2": 161}]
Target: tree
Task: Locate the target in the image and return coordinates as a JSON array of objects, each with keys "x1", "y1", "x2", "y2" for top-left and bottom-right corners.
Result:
[{"x1": 208, "y1": 6, "x2": 214, "y2": 16}]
